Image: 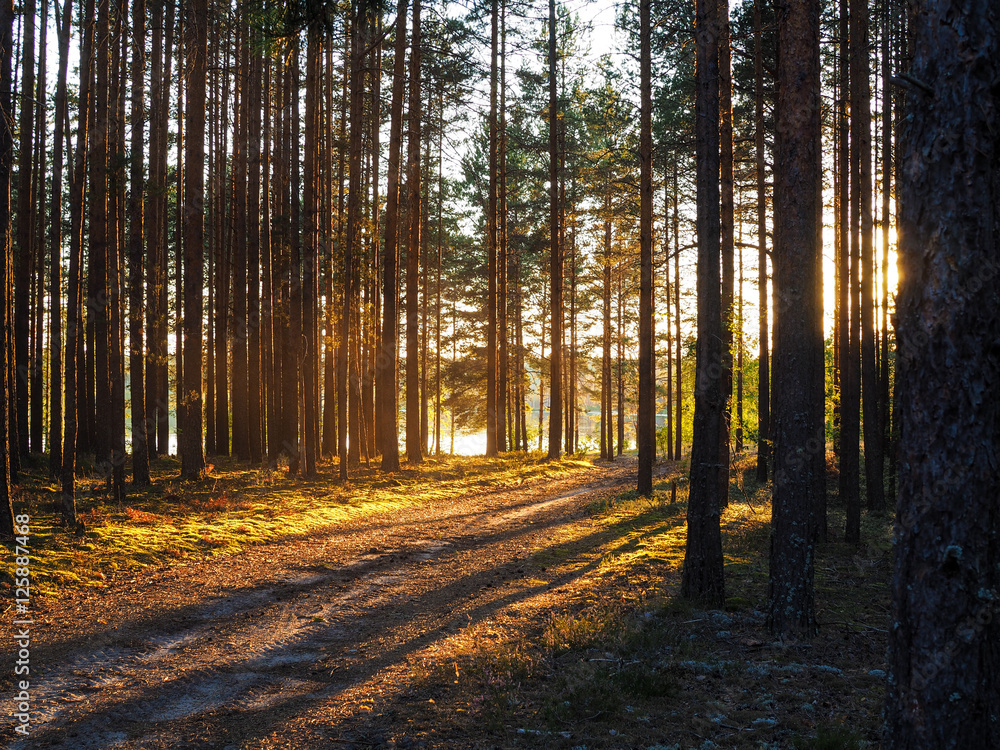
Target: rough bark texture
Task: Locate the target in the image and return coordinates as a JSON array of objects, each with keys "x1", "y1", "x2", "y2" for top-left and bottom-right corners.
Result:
[
  {"x1": 885, "y1": 0, "x2": 1000, "y2": 744},
  {"x1": 681, "y1": 0, "x2": 725, "y2": 606},
  {"x1": 767, "y1": 0, "x2": 823, "y2": 637}
]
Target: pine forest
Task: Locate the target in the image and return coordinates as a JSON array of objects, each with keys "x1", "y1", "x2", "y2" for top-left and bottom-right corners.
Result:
[{"x1": 0, "y1": 0, "x2": 996, "y2": 746}]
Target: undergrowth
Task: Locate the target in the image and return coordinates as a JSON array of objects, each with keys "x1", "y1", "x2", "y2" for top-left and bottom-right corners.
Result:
[
  {"x1": 408, "y1": 450, "x2": 893, "y2": 749},
  {"x1": 1, "y1": 451, "x2": 593, "y2": 597}
]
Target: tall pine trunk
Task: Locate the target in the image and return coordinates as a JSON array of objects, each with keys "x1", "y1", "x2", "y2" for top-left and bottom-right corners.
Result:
[
  {"x1": 681, "y1": 0, "x2": 725, "y2": 606},
  {"x1": 546, "y1": 0, "x2": 562, "y2": 460},
  {"x1": 636, "y1": 0, "x2": 655, "y2": 495},
  {"x1": 180, "y1": 0, "x2": 208, "y2": 480},
  {"x1": 767, "y1": 0, "x2": 824, "y2": 636},
  {"x1": 405, "y1": 0, "x2": 423, "y2": 464},
  {"x1": 128, "y1": 0, "x2": 149, "y2": 485},
  {"x1": 886, "y1": 1, "x2": 999, "y2": 744}
]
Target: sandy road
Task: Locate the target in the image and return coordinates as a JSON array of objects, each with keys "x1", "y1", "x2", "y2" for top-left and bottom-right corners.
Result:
[{"x1": 1, "y1": 460, "x2": 636, "y2": 750}]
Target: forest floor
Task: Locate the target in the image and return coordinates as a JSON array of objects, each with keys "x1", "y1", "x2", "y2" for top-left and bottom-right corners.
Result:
[{"x1": 1, "y1": 452, "x2": 892, "y2": 750}]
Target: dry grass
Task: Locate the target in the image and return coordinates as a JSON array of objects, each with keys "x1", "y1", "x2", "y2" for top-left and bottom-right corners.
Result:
[{"x1": 1, "y1": 451, "x2": 593, "y2": 598}]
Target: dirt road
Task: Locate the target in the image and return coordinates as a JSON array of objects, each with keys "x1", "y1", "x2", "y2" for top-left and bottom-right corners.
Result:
[{"x1": 1, "y1": 460, "x2": 636, "y2": 749}]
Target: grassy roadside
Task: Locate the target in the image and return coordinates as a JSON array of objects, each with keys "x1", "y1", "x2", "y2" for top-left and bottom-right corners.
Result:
[
  {"x1": 404, "y1": 452, "x2": 893, "y2": 749},
  {"x1": 1, "y1": 452, "x2": 593, "y2": 598}
]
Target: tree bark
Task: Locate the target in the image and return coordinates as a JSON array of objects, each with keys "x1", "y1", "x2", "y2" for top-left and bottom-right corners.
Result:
[
  {"x1": 681, "y1": 0, "x2": 725, "y2": 606},
  {"x1": 767, "y1": 0, "x2": 824, "y2": 637},
  {"x1": 128, "y1": 0, "x2": 149, "y2": 486},
  {"x1": 754, "y1": 0, "x2": 769, "y2": 483},
  {"x1": 636, "y1": 0, "x2": 655, "y2": 495},
  {"x1": 0, "y1": 0, "x2": 14, "y2": 537},
  {"x1": 180, "y1": 0, "x2": 208, "y2": 480},
  {"x1": 13, "y1": 0, "x2": 34, "y2": 459},
  {"x1": 842, "y1": 0, "x2": 862, "y2": 544},
  {"x1": 48, "y1": 0, "x2": 72, "y2": 476},
  {"x1": 405, "y1": 0, "x2": 423, "y2": 464},
  {"x1": 885, "y1": 0, "x2": 1000, "y2": 744},
  {"x1": 546, "y1": 0, "x2": 562, "y2": 460}
]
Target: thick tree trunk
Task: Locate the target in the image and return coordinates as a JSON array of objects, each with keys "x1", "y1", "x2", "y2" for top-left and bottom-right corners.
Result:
[
  {"x1": 180, "y1": 0, "x2": 208, "y2": 480},
  {"x1": 767, "y1": 0, "x2": 823, "y2": 637},
  {"x1": 885, "y1": 1, "x2": 1000, "y2": 744},
  {"x1": 681, "y1": 0, "x2": 725, "y2": 606}
]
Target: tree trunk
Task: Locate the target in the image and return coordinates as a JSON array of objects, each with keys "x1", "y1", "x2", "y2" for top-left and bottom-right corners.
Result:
[
  {"x1": 30, "y1": 0, "x2": 47, "y2": 458},
  {"x1": 231, "y1": 23, "x2": 250, "y2": 462},
  {"x1": 90, "y1": 0, "x2": 111, "y2": 474},
  {"x1": 681, "y1": 0, "x2": 725, "y2": 606},
  {"x1": 485, "y1": 0, "x2": 499, "y2": 457},
  {"x1": 405, "y1": 0, "x2": 423, "y2": 464},
  {"x1": 302, "y1": 29, "x2": 319, "y2": 478},
  {"x1": 637, "y1": 0, "x2": 655, "y2": 495},
  {"x1": 377, "y1": 0, "x2": 407, "y2": 472},
  {"x1": 61, "y1": 0, "x2": 94, "y2": 524},
  {"x1": 0, "y1": 0, "x2": 15, "y2": 537},
  {"x1": 885, "y1": 1, "x2": 999, "y2": 744},
  {"x1": 719, "y1": 0, "x2": 734, "y2": 504},
  {"x1": 48, "y1": 0, "x2": 72, "y2": 476},
  {"x1": 128, "y1": 0, "x2": 149, "y2": 486},
  {"x1": 107, "y1": 5, "x2": 127, "y2": 502},
  {"x1": 546, "y1": 0, "x2": 562, "y2": 461},
  {"x1": 767, "y1": 0, "x2": 823, "y2": 636},
  {"x1": 855, "y1": 0, "x2": 884, "y2": 515},
  {"x1": 247, "y1": 38, "x2": 264, "y2": 464},
  {"x1": 842, "y1": 0, "x2": 862, "y2": 544},
  {"x1": 180, "y1": 0, "x2": 208, "y2": 480},
  {"x1": 754, "y1": 0, "x2": 769, "y2": 483},
  {"x1": 674, "y1": 167, "x2": 682, "y2": 460},
  {"x1": 13, "y1": 0, "x2": 35, "y2": 460}
]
